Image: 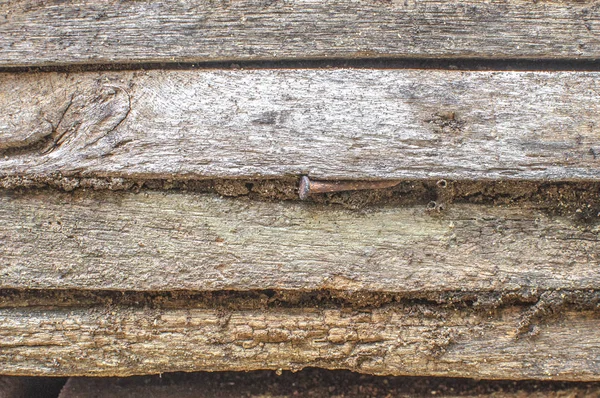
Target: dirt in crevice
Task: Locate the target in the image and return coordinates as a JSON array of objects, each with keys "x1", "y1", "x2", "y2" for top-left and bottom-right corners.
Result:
[
  {"x1": 4, "y1": 57, "x2": 600, "y2": 74},
  {"x1": 1, "y1": 288, "x2": 598, "y2": 314},
  {"x1": 447, "y1": 180, "x2": 600, "y2": 224},
  {"x1": 3, "y1": 176, "x2": 599, "y2": 224}
]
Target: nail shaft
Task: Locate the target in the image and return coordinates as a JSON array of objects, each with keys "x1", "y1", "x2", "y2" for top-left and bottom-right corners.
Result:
[{"x1": 299, "y1": 176, "x2": 400, "y2": 200}]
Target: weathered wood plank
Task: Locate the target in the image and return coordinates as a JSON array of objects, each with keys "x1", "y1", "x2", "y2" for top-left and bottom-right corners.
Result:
[
  {"x1": 2, "y1": 0, "x2": 600, "y2": 66},
  {"x1": 57, "y1": 370, "x2": 600, "y2": 398},
  {"x1": 1, "y1": 189, "x2": 598, "y2": 292},
  {"x1": 1, "y1": 302, "x2": 598, "y2": 379},
  {"x1": 1, "y1": 70, "x2": 600, "y2": 181}
]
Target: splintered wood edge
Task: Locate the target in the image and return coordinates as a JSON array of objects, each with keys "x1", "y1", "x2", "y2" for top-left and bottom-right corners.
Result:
[
  {"x1": 1, "y1": 69, "x2": 599, "y2": 181},
  {"x1": 2, "y1": 0, "x2": 600, "y2": 66}
]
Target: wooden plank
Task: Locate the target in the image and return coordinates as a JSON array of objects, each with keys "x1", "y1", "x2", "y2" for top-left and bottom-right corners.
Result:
[
  {"x1": 1, "y1": 189, "x2": 599, "y2": 292},
  {"x1": 1, "y1": 70, "x2": 600, "y2": 181},
  {"x1": 1, "y1": 300, "x2": 598, "y2": 379},
  {"x1": 57, "y1": 370, "x2": 600, "y2": 398},
  {"x1": 2, "y1": 0, "x2": 600, "y2": 66}
]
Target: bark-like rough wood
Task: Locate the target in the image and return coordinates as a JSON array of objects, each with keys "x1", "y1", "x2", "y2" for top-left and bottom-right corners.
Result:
[
  {"x1": 1, "y1": 0, "x2": 600, "y2": 66},
  {"x1": 57, "y1": 370, "x2": 600, "y2": 398},
  {"x1": 1, "y1": 70, "x2": 600, "y2": 181},
  {"x1": 1, "y1": 303, "x2": 599, "y2": 380},
  {"x1": 1, "y1": 189, "x2": 599, "y2": 292}
]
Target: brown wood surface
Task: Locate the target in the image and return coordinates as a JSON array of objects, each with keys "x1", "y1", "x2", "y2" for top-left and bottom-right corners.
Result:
[
  {"x1": 2, "y1": 0, "x2": 600, "y2": 67},
  {"x1": 1, "y1": 189, "x2": 599, "y2": 292},
  {"x1": 1, "y1": 298, "x2": 598, "y2": 380}
]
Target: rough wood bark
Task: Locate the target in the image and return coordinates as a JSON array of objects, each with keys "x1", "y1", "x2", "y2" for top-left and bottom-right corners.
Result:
[
  {"x1": 56, "y1": 370, "x2": 600, "y2": 398},
  {"x1": 1, "y1": 70, "x2": 600, "y2": 181},
  {"x1": 1, "y1": 189, "x2": 599, "y2": 292},
  {"x1": 2, "y1": 0, "x2": 600, "y2": 66},
  {"x1": 1, "y1": 301, "x2": 598, "y2": 380}
]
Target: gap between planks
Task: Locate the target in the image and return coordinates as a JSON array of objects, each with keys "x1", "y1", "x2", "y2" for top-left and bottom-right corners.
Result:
[
  {"x1": 4, "y1": 58, "x2": 600, "y2": 74},
  {"x1": 54, "y1": 370, "x2": 600, "y2": 398}
]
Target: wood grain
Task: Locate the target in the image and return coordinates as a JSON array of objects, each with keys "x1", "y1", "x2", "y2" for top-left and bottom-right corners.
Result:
[
  {"x1": 1, "y1": 302, "x2": 598, "y2": 380},
  {"x1": 1, "y1": 0, "x2": 600, "y2": 66},
  {"x1": 1, "y1": 189, "x2": 599, "y2": 292},
  {"x1": 1, "y1": 70, "x2": 600, "y2": 181}
]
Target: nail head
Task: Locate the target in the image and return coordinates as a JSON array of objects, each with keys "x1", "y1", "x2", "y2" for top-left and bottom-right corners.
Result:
[{"x1": 299, "y1": 176, "x2": 311, "y2": 200}]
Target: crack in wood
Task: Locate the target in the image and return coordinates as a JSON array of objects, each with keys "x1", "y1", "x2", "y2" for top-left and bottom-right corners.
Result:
[
  {"x1": 1, "y1": 82, "x2": 132, "y2": 160},
  {"x1": 41, "y1": 94, "x2": 75, "y2": 155}
]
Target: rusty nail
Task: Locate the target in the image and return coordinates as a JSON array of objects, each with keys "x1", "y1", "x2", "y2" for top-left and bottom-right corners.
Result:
[{"x1": 299, "y1": 176, "x2": 401, "y2": 200}]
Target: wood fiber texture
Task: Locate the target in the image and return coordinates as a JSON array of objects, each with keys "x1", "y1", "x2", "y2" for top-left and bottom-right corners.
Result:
[
  {"x1": 1, "y1": 0, "x2": 600, "y2": 66},
  {"x1": 3, "y1": 1, "x2": 600, "y2": 383},
  {"x1": 1, "y1": 189, "x2": 599, "y2": 292},
  {"x1": 1, "y1": 302, "x2": 598, "y2": 380},
  {"x1": 1, "y1": 70, "x2": 600, "y2": 181}
]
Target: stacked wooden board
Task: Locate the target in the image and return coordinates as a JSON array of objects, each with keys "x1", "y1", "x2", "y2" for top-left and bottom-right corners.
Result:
[{"x1": 0, "y1": 0, "x2": 599, "y2": 382}]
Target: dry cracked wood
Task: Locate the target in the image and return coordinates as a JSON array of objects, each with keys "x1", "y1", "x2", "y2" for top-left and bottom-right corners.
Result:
[
  {"x1": 2, "y1": 0, "x2": 600, "y2": 66},
  {"x1": 1, "y1": 301, "x2": 598, "y2": 380},
  {"x1": 1, "y1": 189, "x2": 599, "y2": 292},
  {"x1": 1, "y1": 70, "x2": 600, "y2": 181}
]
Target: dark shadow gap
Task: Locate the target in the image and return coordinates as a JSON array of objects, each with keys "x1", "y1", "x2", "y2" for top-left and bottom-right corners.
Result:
[
  {"x1": 0, "y1": 288, "x2": 598, "y2": 311},
  {"x1": 0, "y1": 376, "x2": 67, "y2": 398},
  {"x1": 44, "y1": 369, "x2": 600, "y2": 397},
  {"x1": 2, "y1": 57, "x2": 600, "y2": 74},
  {"x1": 2, "y1": 178, "x2": 599, "y2": 224}
]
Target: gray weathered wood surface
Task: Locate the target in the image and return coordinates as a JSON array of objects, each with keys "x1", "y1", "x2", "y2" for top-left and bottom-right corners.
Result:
[
  {"x1": 1, "y1": 70, "x2": 600, "y2": 181},
  {"x1": 1, "y1": 302, "x2": 598, "y2": 380},
  {"x1": 3, "y1": 0, "x2": 600, "y2": 385},
  {"x1": 2, "y1": 0, "x2": 600, "y2": 67},
  {"x1": 2, "y1": 189, "x2": 599, "y2": 292}
]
